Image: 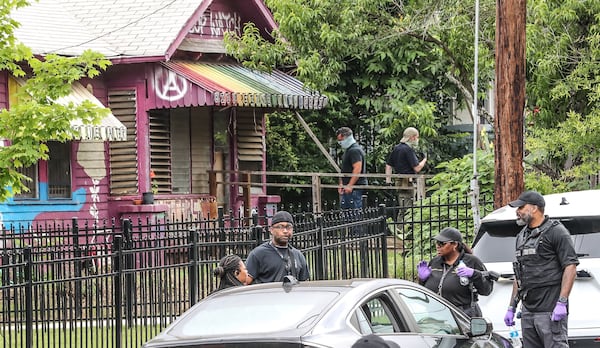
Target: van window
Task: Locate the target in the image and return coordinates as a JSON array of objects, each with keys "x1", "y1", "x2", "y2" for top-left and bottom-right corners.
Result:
[{"x1": 474, "y1": 220, "x2": 600, "y2": 262}]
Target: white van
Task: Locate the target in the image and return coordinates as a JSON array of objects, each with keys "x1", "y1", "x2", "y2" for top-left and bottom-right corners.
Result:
[{"x1": 472, "y1": 190, "x2": 600, "y2": 347}]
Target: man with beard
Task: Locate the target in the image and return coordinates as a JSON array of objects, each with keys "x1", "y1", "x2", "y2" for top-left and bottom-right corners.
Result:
[
  {"x1": 504, "y1": 190, "x2": 578, "y2": 348},
  {"x1": 385, "y1": 127, "x2": 427, "y2": 212},
  {"x1": 245, "y1": 211, "x2": 309, "y2": 284}
]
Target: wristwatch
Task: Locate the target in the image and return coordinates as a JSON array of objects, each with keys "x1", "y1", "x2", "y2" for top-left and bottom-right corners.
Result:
[{"x1": 558, "y1": 296, "x2": 568, "y2": 303}]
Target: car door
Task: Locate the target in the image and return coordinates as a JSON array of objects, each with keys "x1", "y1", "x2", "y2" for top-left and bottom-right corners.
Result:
[
  {"x1": 385, "y1": 287, "x2": 501, "y2": 348},
  {"x1": 350, "y1": 293, "x2": 429, "y2": 347}
]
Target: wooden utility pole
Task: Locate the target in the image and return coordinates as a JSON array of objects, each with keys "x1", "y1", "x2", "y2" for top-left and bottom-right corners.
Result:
[{"x1": 494, "y1": 0, "x2": 526, "y2": 208}]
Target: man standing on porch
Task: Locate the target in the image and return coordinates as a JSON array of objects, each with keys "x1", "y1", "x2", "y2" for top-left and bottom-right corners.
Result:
[{"x1": 336, "y1": 127, "x2": 367, "y2": 210}]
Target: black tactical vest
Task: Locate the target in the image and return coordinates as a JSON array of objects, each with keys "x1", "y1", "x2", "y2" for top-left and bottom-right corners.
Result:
[{"x1": 515, "y1": 218, "x2": 564, "y2": 290}]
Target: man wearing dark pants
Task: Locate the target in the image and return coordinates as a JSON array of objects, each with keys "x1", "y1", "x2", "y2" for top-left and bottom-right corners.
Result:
[
  {"x1": 504, "y1": 191, "x2": 578, "y2": 348},
  {"x1": 336, "y1": 127, "x2": 367, "y2": 210},
  {"x1": 385, "y1": 127, "x2": 426, "y2": 220}
]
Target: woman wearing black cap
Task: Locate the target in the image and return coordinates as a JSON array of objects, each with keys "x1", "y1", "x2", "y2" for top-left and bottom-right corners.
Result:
[{"x1": 416, "y1": 227, "x2": 493, "y2": 317}]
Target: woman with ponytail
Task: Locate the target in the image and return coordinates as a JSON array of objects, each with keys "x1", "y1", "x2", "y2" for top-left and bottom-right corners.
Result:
[{"x1": 213, "y1": 254, "x2": 248, "y2": 291}]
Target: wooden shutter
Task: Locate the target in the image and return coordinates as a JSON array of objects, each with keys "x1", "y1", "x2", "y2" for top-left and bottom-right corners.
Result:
[
  {"x1": 236, "y1": 109, "x2": 264, "y2": 163},
  {"x1": 108, "y1": 90, "x2": 138, "y2": 195},
  {"x1": 149, "y1": 109, "x2": 171, "y2": 193}
]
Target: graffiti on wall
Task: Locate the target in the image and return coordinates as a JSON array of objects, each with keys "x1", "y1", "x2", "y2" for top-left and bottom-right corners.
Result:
[
  {"x1": 89, "y1": 178, "x2": 100, "y2": 221},
  {"x1": 189, "y1": 11, "x2": 242, "y2": 37},
  {"x1": 154, "y1": 69, "x2": 188, "y2": 102}
]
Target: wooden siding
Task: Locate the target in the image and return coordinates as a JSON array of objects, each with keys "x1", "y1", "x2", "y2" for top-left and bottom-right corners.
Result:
[
  {"x1": 108, "y1": 89, "x2": 138, "y2": 195},
  {"x1": 191, "y1": 107, "x2": 211, "y2": 194},
  {"x1": 170, "y1": 108, "x2": 190, "y2": 193},
  {"x1": 0, "y1": 71, "x2": 7, "y2": 110}
]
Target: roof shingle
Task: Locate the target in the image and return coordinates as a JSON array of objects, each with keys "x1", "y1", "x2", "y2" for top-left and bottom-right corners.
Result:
[{"x1": 12, "y1": 0, "x2": 204, "y2": 59}]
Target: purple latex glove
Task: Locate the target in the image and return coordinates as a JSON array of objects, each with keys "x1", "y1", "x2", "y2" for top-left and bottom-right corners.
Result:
[
  {"x1": 456, "y1": 264, "x2": 475, "y2": 278},
  {"x1": 417, "y1": 261, "x2": 431, "y2": 281},
  {"x1": 504, "y1": 308, "x2": 515, "y2": 326},
  {"x1": 551, "y1": 302, "x2": 568, "y2": 321}
]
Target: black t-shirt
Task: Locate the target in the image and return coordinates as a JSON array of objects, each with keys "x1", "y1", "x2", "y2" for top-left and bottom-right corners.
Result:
[
  {"x1": 386, "y1": 143, "x2": 419, "y2": 174},
  {"x1": 341, "y1": 143, "x2": 367, "y2": 185},
  {"x1": 245, "y1": 242, "x2": 310, "y2": 283}
]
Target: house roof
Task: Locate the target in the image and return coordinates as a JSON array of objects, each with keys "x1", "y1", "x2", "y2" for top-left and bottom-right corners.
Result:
[{"x1": 11, "y1": 0, "x2": 207, "y2": 60}]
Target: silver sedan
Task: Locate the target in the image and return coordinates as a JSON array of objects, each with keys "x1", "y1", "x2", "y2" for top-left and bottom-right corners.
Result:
[{"x1": 143, "y1": 278, "x2": 513, "y2": 348}]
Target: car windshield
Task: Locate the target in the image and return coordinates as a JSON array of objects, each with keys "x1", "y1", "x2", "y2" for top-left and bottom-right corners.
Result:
[
  {"x1": 474, "y1": 219, "x2": 600, "y2": 263},
  {"x1": 171, "y1": 289, "x2": 339, "y2": 338}
]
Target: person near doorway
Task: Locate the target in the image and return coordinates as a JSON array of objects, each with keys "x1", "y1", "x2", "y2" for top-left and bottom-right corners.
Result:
[
  {"x1": 336, "y1": 127, "x2": 367, "y2": 210},
  {"x1": 245, "y1": 211, "x2": 309, "y2": 284}
]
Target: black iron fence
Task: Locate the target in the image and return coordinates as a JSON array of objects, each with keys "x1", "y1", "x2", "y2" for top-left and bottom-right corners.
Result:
[{"x1": 0, "y1": 193, "x2": 493, "y2": 348}]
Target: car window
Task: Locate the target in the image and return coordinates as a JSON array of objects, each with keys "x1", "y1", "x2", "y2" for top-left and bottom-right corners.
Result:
[
  {"x1": 394, "y1": 288, "x2": 461, "y2": 335},
  {"x1": 474, "y1": 223, "x2": 600, "y2": 262},
  {"x1": 572, "y1": 233, "x2": 600, "y2": 258},
  {"x1": 472, "y1": 232, "x2": 516, "y2": 262},
  {"x1": 172, "y1": 290, "x2": 339, "y2": 337},
  {"x1": 351, "y1": 295, "x2": 407, "y2": 334}
]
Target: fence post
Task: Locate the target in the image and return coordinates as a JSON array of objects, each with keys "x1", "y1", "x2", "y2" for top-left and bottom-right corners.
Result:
[
  {"x1": 218, "y1": 207, "x2": 225, "y2": 256},
  {"x1": 188, "y1": 229, "x2": 199, "y2": 305},
  {"x1": 316, "y1": 216, "x2": 325, "y2": 280},
  {"x1": 379, "y1": 204, "x2": 389, "y2": 278},
  {"x1": 251, "y1": 223, "x2": 263, "y2": 249},
  {"x1": 112, "y1": 235, "x2": 123, "y2": 348},
  {"x1": 311, "y1": 175, "x2": 321, "y2": 213},
  {"x1": 72, "y1": 217, "x2": 83, "y2": 319},
  {"x1": 24, "y1": 247, "x2": 33, "y2": 348},
  {"x1": 242, "y1": 172, "x2": 251, "y2": 222},
  {"x1": 122, "y1": 219, "x2": 134, "y2": 328}
]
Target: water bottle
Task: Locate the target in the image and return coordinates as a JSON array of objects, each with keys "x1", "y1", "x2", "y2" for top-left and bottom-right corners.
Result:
[
  {"x1": 509, "y1": 325, "x2": 522, "y2": 347},
  {"x1": 458, "y1": 260, "x2": 469, "y2": 286}
]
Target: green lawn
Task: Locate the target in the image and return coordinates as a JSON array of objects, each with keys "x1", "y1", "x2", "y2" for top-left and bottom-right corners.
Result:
[{"x1": 0, "y1": 324, "x2": 163, "y2": 348}]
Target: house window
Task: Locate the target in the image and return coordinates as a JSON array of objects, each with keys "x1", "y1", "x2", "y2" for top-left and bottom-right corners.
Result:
[
  {"x1": 47, "y1": 141, "x2": 71, "y2": 198},
  {"x1": 14, "y1": 164, "x2": 38, "y2": 199},
  {"x1": 148, "y1": 107, "x2": 212, "y2": 195},
  {"x1": 236, "y1": 109, "x2": 264, "y2": 193},
  {"x1": 14, "y1": 141, "x2": 71, "y2": 200}
]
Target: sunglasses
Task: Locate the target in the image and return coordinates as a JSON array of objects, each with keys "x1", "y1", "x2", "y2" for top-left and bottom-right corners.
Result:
[{"x1": 435, "y1": 240, "x2": 454, "y2": 247}]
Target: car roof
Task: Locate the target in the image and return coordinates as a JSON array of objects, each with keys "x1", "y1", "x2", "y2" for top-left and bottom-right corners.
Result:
[
  {"x1": 481, "y1": 189, "x2": 600, "y2": 223},
  {"x1": 145, "y1": 278, "x2": 418, "y2": 346}
]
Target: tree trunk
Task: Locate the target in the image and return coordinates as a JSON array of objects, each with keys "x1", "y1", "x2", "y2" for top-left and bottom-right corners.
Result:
[{"x1": 494, "y1": 0, "x2": 526, "y2": 208}]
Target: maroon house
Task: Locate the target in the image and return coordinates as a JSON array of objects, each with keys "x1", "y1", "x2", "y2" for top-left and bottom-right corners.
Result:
[{"x1": 1, "y1": 0, "x2": 326, "y2": 226}]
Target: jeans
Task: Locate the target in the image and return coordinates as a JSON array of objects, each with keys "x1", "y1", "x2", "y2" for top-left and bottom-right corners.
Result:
[{"x1": 341, "y1": 189, "x2": 363, "y2": 210}]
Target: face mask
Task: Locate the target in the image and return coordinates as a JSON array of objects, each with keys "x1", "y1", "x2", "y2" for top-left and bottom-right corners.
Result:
[
  {"x1": 408, "y1": 139, "x2": 419, "y2": 147},
  {"x1": 337, "y1": 135, "x2": 355, "y2": 149}
]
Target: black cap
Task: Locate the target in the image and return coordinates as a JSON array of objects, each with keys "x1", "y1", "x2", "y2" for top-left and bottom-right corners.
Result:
[
  {"x1": 433, "y1": 227, "x2": 463, "y2": 243},
  {"x1": 271, "y1": 211, "x2": 294, "y2": 225},
  {"x1": 508, "y1": 190, "x2": 545, "y2": 208},
  {"x1": 351, "y1": 334, "x2": 400, "y2": 348}
]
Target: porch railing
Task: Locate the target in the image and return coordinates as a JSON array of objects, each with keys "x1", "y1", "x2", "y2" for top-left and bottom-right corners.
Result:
[{"x1": 208, "y1": 170, "x2": 432, "y2": 216}]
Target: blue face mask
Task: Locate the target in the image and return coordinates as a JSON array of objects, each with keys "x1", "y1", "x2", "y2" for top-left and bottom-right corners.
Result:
[{"x1": 337, "y1": 135, "x2": 355, "y2": 149}]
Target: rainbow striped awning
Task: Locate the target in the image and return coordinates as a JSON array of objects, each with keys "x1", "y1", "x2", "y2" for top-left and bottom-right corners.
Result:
[{"x1": 161, "y1": 61, "x2": 328, "y2": 110}]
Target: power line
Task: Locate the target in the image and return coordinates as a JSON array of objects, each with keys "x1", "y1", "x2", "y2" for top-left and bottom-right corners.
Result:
[{"x1": 48, "y1": 0, "x2": 178, "y2": 54}]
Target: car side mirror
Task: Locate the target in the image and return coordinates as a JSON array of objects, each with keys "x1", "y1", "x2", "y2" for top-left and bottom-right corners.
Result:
[{"x1": 469, "y1": 317, "x2": 493, "y2": 337}]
